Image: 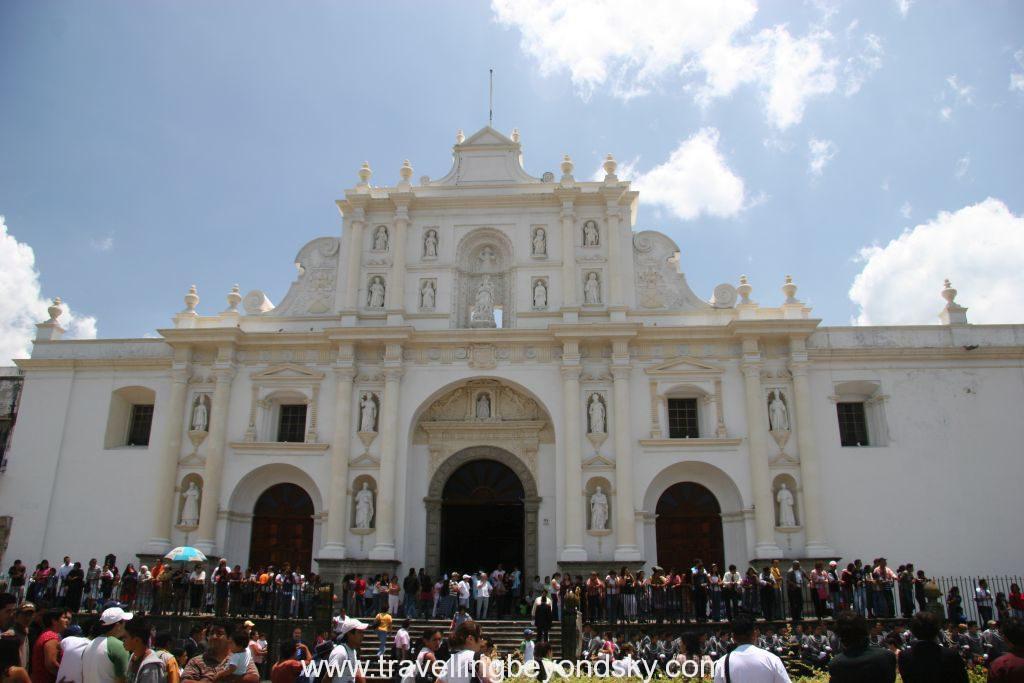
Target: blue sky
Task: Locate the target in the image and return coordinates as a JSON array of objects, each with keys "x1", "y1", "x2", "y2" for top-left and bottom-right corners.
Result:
[{"x1": 1, "y1": 1, "x2": 1022, "y2": 362}]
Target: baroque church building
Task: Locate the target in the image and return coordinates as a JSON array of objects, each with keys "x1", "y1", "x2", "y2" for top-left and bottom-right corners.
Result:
[{"x1": 2, "y1": 126, "x2": 1022, "y2": 582}]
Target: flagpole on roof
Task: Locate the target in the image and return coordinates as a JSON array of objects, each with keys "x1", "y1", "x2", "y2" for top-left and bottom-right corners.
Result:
[{"x1": 489, "y1": 68, "x2": 494, "y2": 128}]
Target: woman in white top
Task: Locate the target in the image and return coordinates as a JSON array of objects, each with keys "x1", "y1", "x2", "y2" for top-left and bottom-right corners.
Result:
[{"x1": 437, "y1": 621, "x2": 482, "y2": 683}]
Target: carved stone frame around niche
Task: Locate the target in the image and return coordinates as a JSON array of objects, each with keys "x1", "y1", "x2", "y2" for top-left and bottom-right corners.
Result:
[
  {"x1": 645, "y1": 356, "x2": 728, "y2": 439},
  {"x1": 423, "y1": 445, "x2": 540, "y2": 581}
]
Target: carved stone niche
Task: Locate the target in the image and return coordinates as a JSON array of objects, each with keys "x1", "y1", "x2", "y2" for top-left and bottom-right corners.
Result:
[{"x1": 414, "y1": 379, "x2": 553, "y2": 480}]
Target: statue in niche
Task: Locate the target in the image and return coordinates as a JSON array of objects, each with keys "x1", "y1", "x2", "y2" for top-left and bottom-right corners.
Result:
[
  {"x1": 420, "y1": 280, "x2": 436, "y2": 309},
  {"x1": 583, "y1": 220, "x2": 600, "y2": 246},
  {"x1": 475, "y1": 392, "x2": 491, "y2": 419},
  {"x1": 471, "y1": 275, "x2": 495, "y2": 324},
  {"x1": 776, "y1": 483, "x2": 797, "y2": 527},
  {"x1": 588, "y1": 393, "x2": 606, "y2": 434},
  {"x1": 590, "y1": 486, "x2": 609, "y2": 530},
  {"x1": 423, "y1": 230, "x2": 438, "y2": 258},
  {"x1": 373, "y1": 226, "x2": 388, "y2": 251},
  {"x1": 190, "y1": 395, "x2": 209, "y2": 432},
  {"x1": 533, "y1": 280, "x2": 547, "y2": 309},
  {"x1": 359, "y1": 393, "x2": 377, "y2": 433},
  {"x1": 179, "y1": 481, "x2": 201, "y2": 527},
  {"x1": 532, "y1": 227, "x2": 547, "y2": 256},
  {"x1": 769, "y1": 391, "x2": 790, "y2": 431},
  {"x1": 354, "y1": 482, "x2": 375, "y2": 529},
  {"x1": 478, "y1": 246, "x2": 496, "y2": 268},
  {"x1": 367, "y1": 277, "x2": 385, "y2": 308},
  {"x1": 584, "y1": 272, "x2": 601, "y2": 304}
]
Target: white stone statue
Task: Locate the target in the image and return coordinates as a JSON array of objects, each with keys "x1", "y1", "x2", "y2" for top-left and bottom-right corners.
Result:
[
  {"x1": 584, "y1": 272, "x2": 601, "y2": 304},
  {"x1": 373, "y1": 226, "x2": 388, "y2": 251},
  {"x1": 190, "y1": 396, "x2": 208, "y2": 432},
  {"x1": 476, "y1": 392, "x2": 491, "y2": 419},
  {"x1": 359, "y1": 393, "x2": 377, "y2": 432},
  {"x1": 354, "y1": 482, "x2": 375, "y2": 529},
  {"x1": 590, "y1": 486, "x2": 608, "y2": 530},
  {"x1": 179, "y1": 482, "x2": 201, "y2": 527},
  {"x1": 533, "y1": 280, "x2": 547, "y2": 309},
  {"x1": 424, "y1": 230, "x2": 438, "y2": 258},
  {"x1": 776, "y1": 483, "x2": 797, "y2": 527},
  {"x1": 583, "y1": 220, "x2": 599, "y2": 246},
  {"x1": 769, "y1": 392, "x2": 790, "y2": 431},
  {"x1": 368, "y1": 277, "x2": 385, "y2": 308},
  {"x1": 420, "y1": 280, "x2": 436, "y2": 309},
  {"x1": 478, "y1": 246, "x2": 496, "y2": 267},
  {"x1": 471, "y1": 275, "x2": 495, "y2": 323},
  {"x1": 532, "y1": 228, "x2": 547, "y2": 256},
  {"x1": 588, "y1": 393, "x2": 606, "y2": 434}
]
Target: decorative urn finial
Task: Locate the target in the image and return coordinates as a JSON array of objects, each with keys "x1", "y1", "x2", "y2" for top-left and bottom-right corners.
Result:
[
  {"x1": 456, "y1": 129, "x2": 465, "y2": 144},
  {"x1": 47, "y1": 297, "x2": 63, "y2": 323},
  {"x1": 560, "y1": 154, "x2": 574, "y2": 176},
  {"x1": 942, "y1": 278, "x2": 957, "y2": 305},
  {"x1": 399, "y1": 159, "x2": 414, "y2": 183},
  {"x1": 358, "y1": 161, "x2": 372, "y2": 186},
  {"x1": 737, "y1": 275, "x2": 753, "y2": 304},
  {"x1": 782, "y1": 275, "x2": 798, "y2": 304},
  {"x1": 184, "y1": 284, "x2": 199, "y2": 314},
  {"x1": 226, "y1": 284, "x2": 242, "y2": 312},
  {"x1": 511, "y1": 128, "x2": 520, "y2": 143},
  {"x1": 603, "y1": 153, "x2": 618, "y2": 179}
]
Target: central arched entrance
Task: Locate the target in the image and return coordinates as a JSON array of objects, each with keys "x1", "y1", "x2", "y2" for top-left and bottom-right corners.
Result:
[
  {"x1": 248, "y1": 483, "x2": 314, "y2": 571},
  {"x1": 655, "y1": 482, "x2": 724, "y2": 571},
  {"x1": 440, "y1": 459, "x2": 525, "y2": 573}
]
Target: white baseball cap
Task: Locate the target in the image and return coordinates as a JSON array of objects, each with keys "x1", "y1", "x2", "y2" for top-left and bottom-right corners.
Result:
[
  {"x1": 100, "y1": 606, "x2": 134, "y2": 626},
  {"x1": 336, "y1": 617, "x2": 368, "y2": 636}
]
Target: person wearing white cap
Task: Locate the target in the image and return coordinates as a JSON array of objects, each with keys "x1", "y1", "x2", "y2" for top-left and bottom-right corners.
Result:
[
  {"x1": 328, "y1": 618, "x2": 367, "y2": 683},
  {"x1": 82, "y1": 607, "x2": 133, "y2": 683}
]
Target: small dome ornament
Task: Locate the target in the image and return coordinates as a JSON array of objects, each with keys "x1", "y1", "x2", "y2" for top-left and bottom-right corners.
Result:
[
  {"x1": 226, "y1": 284, "x2": 242, "y2": 313},
  {"x1": 183, "y1": 284, "x2": 199, "y2": 315},
  {"x1": 399, "y1": 159, "x2": 414, "y2": 184},
  {"x1": 357, "y1": 161, "x2": 372, "y2": 186},
  {"x1": 737, "y1": 275, "x2": 754, "y2": 305},
  {"x1": 47, "y1": 297, "x2": 63, "y2": 323},
  {"x1": 782, "y1": 275, "x2": 798, "y2": 304},
  {"x1": 603, "y1": 153, "x2": 618, "y2": 181},
  {"x1": 455, "y1": 129, "x2": 465, "y2": 144}
]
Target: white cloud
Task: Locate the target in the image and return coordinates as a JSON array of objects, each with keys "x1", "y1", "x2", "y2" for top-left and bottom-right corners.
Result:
[
  {"x1": 90, "y1": 233, "x2": 115, "y2": 252},
  {"x1": 0, "y1": 215, "x2": 97, "y2": 365},
  {"x1": 1011, "y1": 49, "x2": 1024, "y2": 92},
  {"x1": 849, "y1": 198, "x2": 1024, "y2": 325},
  {"x1": 955, "y1": 155, "x2": 970, "y2": 179},
  {"x1": 808, "y1": 137, "x2": 837, "y2": 176},
  {"x1": 939, "y1": 106, "x2": 952, "y2": 121},
  {"x1": 896, "y1": 0, "x2": 913, "y2": 18},
  {"x1": 625, "y1": 128, "x2": 746, "y2": 221},
  {"x1": 945, "y1": 74, "x2": 974, "y2": 104},
  {"x1": 843, "y1": 33, "x2": 883, "y2": 96},
  {"x1": 492, "y1": 0, "x2": 872, "y2": 129},
  {"x1": 899, "y1": 201, "x2": 912, "y2": 219}
]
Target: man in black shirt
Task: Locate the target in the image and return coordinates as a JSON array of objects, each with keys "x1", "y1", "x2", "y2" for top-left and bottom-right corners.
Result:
[
  {"x1": 827, "y1": 610, "x2": 896, "y2": 682},
  {"x1": 898, "y1": 611, "x2": 968, "y2": 683}
]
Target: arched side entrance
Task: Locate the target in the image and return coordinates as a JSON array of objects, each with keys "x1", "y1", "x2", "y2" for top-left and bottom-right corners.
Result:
[
  {"x1": 425, "y1": 446, "x2": 539, "y2": 579},
  {"x1": 655, "y1": 482, "x2": 724, "y2": 571},
  {"x1": 249, "y1": 483, "x2": 314, "y2": 571},
  {"x1": 441, "y1": 459, "x2": 525, "y2": 573}
]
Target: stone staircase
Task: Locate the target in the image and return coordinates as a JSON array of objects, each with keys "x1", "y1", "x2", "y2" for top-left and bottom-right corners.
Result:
[{"x1": 355, "y1": 618, "x2": 562, "y2": 661}]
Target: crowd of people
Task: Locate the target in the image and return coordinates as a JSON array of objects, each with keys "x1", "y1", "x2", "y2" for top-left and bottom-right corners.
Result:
[{"x1": 4, "y1": 557, "x2": 326, "y2": 620}]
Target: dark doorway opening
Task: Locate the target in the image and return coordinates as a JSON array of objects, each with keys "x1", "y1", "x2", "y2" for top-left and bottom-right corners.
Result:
[
  {"x1": 655, "y1": 482, "x2": 724, "y2": 571},
  {"x1": 440, "y1": 459, "x2": 524, "y2": 573},
  {"x1": 248, "y1": 483, "x2": 314, "y2": 571}
]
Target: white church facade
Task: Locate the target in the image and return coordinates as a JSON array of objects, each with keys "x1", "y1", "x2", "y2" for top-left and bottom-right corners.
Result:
[{"x1": 2, "y1": 126, "x2": 1022, "y2": 583}]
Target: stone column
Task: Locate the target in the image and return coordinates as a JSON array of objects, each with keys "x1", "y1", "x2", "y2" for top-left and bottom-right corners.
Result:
[
  {"x1": 559, "y1": 356, "x2": 587, "y2": 561},
  {"x1": 319, "y1": 346, "x2": 356, "y2": 560},
  {"x1": 611, "y1": 362, "x2": 640, "y2": 560},
  {"x1": 369, "y1": 363, "x2": 403, "y2": 560},
  {"x1": 143, "y1": 357, "x2": 191, "y2": 554},
  {"x1": 387, "y1": 205, "x2": 408, "y2": 314},
  {"x1": 740, "y1": 339, "x2": 781, "y2": 558},
  {"x1": 195, "y1": 361, "x2": 235, "y2": 555},
  {"x1": 604, "y1": 201, "x2": 623, "y2": 307},
  {"x1": 343, "y1": 211, "x2": 365, "y2": 311},
  {"x1": 560, "y1": 206, "x2": 577, "y2": 308},
  {"x1": 790, "y1": 338, "x2": 833, "y2": 555}
]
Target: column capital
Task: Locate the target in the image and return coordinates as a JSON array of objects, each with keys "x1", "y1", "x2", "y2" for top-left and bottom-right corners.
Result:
[
  {"x1": 212, "y1": 366, "x2": 236, "y2": 383},
  {"x1": 610, "y1": 364, "x2": 632, "y2": 380},
  {"x1": 740, "y1": 361, "x2": 762, "y2": 378},
  {"x1": 788, "y1": 360, "x2": 810, "y2": 377},
  {"x1": 560, "y1": 365, "x2": 582, "y2": 381},
  {"x1": 170, "y1": 367, "x2": 191, "y2": 384},
  {"x1": 333, "y1": 366, "x2": 357, "y2": 381},
  {"x1": 383, "y1": 366, "x2": 405, "y2": 382}
]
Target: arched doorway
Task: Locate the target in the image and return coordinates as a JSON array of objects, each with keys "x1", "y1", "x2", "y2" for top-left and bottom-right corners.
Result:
[
  {"x1": 655, "y1": 482, "x2": 724, "y2": 571},
  {"x1": 248, "y1": 483, "x2": 314, "y2": 571},
  {"x1": 439, "y1": 459, "x2": 525, "y2": 573}
]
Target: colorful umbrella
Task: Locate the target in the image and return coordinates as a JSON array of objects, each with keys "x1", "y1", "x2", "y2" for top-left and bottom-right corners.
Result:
[{"x1": 164, "y1": 546, "x2": 208, "y2": 563}]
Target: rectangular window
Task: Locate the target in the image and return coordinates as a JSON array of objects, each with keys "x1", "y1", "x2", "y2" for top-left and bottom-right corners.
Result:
[
  {"x1": 837, "y1": 402, "x2": 869, "y2": 446},
  {"x1": 126, "y1": 404, "x2": 154, "y2": 446},
  {"x1": 667, "y1": 398, "x2": 700, "y2": 439},
  {"x1": 277, "y1": 404, "x2": 307, "y2": 443}
]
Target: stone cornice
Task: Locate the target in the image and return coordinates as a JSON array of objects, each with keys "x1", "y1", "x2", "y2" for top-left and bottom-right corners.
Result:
[
  {"x1": 726, "y1": 319, "x2": 822, "y2": 338},
  {"x1": 229, "y1": 442, "x2": 330, "y2": 453},
  {"x1": 157, "y1": 328, "x2": 244, "y2": 346},
  {"x1": 15, "y1": 358, "x2": 171, "y2": 371},
  {"x1": 639, "y1": 438, "x2": 743, "y2": 450}
]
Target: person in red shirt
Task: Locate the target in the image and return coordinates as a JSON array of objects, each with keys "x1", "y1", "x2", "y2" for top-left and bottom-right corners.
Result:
[
  {"x1": 30, "y1": 609, "x2": 69, "y2": 683},
  {"x1": 269, "y1": 642, "x2": 305, "y2": 683},
  {"x1": 990, "y1": 619, "x2": 1024, "y2": 682},
  {"x1": 353, "y1": 575, "x2": 368, "y2": 617}
]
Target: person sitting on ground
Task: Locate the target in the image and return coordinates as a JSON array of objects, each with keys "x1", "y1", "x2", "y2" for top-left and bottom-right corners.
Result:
[
  {"x1": 897, "y1": 611, "x2": 968, "y2": 683},
  {"x1": 712, "y1": 615, "x2": 791, "y2": 683},
  {"x1": 827, "y1": 610, "x2": 896, "y2": 683}
]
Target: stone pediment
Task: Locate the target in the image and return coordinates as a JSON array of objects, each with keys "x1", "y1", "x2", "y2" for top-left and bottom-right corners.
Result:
[
  {"x1": 250, "y1": 363, "x2": 325, "y2": 382},
  {"x1": 431, "y1": 126, "x2": 540, "y2": 186},
  {"x1": 645, "y1": 356, "x2": 723, "y2": 378}
]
